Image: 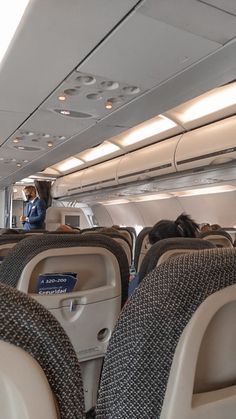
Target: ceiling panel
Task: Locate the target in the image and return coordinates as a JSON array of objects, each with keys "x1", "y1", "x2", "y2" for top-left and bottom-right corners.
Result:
[
  {"x1": 199, "y1": 0, "x2": 236, "y2": 15},
  {"x1": 80, "y1": 12, "x2": 220, "y2": 90},
  {"x1": 20, "y1": 109, "x2": 95, "y2": 137},
  {"x1": 43, "y1": 70, "x2": 144, "y2": 123},
  {"x1": 139, "y1": 0, "x2": 236, "y2": 44},
  {"x1": 0, "y1": 0, "x2": 139, "y2": 112},
  {"x1": 0, "y1": 111, "x2": 28, "y2": 145}
]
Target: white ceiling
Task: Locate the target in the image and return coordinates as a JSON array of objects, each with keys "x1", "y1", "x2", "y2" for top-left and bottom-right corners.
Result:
[{"x1": 0, "y1": 0, "x2": 236, "y2": 188}]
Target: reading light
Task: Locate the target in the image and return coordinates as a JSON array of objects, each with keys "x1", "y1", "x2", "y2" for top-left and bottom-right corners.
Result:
[
  {"x1": 0, "y1": 1, "x2": 30, "y2": 65},
  {"x1": 16, "y1": 163, "x2": 22, "y2": 167},
  {"x1": 17, "y1": 146, "x2": 25, "y2": 150},
  {"x1": 47, "y1": 142, "x2": 53, "y2": 148},
  {"x1": 121, "y1": 115, "x2": 177, "y2": 146},
  {"x1": 173, "y1": 185, "x2": 236, "y2": 197},
  {"x1": 178, "y1": 83, "x2": 236, "y2": 123},
  {"x1": 105, "y1": 101, "x2": 113, "y2": 110},
  {"x1": 60, "y1": 110, "x2": 71, "y2": 116},
  {"x1": 80, "y1": 141, "x2": 120, "y2": 162},
  {"x1": 56, "y1": 157, "x2": 84, "y2": 172},
  {"x1": 58, "y1": 95, "x2": 66, "y2": 101}
]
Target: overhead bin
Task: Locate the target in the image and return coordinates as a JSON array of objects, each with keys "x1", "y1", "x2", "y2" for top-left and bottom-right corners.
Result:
[
  {"x1": 117, "y1": 136, "x2": 179, "y2": 185},
  {"x1": 175, "y1": 115, "x2": 236, "y2": 172},
  {"x1": 52, "y1": 115, "x2": 236, "y2": 199},
  {"x1": 51, "y1": 170, "x2": 84, "y2": 198},
  {"x1": 81, "y1": 158, "x2": 120, "y2": 192}
]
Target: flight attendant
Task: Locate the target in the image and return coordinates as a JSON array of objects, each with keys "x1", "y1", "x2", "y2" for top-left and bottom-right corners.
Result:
[{"x1": 20, "y1": 185, "x2": 46, "y2": 230}]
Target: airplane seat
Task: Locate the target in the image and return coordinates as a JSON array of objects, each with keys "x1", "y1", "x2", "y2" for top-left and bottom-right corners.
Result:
[
  {"x1": 99, "y1": 232, "x2": 132, "y2": 267},
  {"x1": 0, "y1": 282, "x2": 85, "y2": 418},
  {"x1": 119, "y1": 226, "x2": 137, "y2": 260},
  {"x1": 134, "y1": 227, "x2": 151, "y2": 271},
  {"x1": 138, "y1": 237, "x2": 216, "y2": 283},
  {"x1": 81, "y1": 229, "x2": 132, "y2": 267},
  {"x1": 0, "y1": 234, "x2": 29, "y2": 261},
  {"x1": 96, "y1": 248, "x2": 236, "y2": 419},
  {"x1": 0, "y1": 233, "x2": 129, "y2": 413},
  {"x1": 200, "y1": 230, "x2": 233, "y2": 248}
]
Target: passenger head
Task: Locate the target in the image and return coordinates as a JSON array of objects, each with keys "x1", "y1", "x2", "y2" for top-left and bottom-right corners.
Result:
[
  {"x1": 100, "y1": 227, "x2": 120, "y2": 234},
  {"x1": 149, "y1": 213, "x2": 199, "y2": 245},
  {"x1": 56, "y1": 224, "x2": 77, "y2": 233},
  {"x1": 210, "y1": 224, "x2": 221, "y2": 231},
  {"x1": 200, "y1": 223, "x2": 211, "y2": 233},
  {"x1": 23, "y1": 185, "x2": 37, "y2": 201}
]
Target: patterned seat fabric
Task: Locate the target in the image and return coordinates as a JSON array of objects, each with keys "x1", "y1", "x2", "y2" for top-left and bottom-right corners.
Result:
[
  {"x1": 96, "y1": 248, "x2": 236, "y2": 419},
  {"x1": 0, "y1": 233, "x2": 28, "y2": 245},
  {"x1": 138, "y1": 237, "x2": 216, "y2": 283},
  {"x1": 0, "y1": 282, "x2": 85, "y2": 419},
  {"x1": 0, "y1": 233, "x2": 129, "y2": 306}
]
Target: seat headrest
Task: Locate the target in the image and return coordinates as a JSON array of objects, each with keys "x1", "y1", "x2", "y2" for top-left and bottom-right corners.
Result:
[{"x1": 139, "y1": 237, "x2": 216, "y2": 283}]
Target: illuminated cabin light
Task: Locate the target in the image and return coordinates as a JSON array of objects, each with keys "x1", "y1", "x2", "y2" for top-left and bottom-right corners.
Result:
[
  {"x1": 105, "y1": 101, "x2": 113, "y2": 110},
  {"x1": 56, "y1": 157, "x2": 84, "y2": 172},
  {"x1": 20, "y1": 178, "x2": 34, "y2": 183},
  {"x1": 80, "y1": 141, "x2": 120, "y2": 162},
  {"x1": 0, "y1": 1, "x2": 30, "y2": 65},
  {"x1": 16, "y1": 163, "x2": 22, "y2": 167},
  {"x1": 179, "y1": 83, "x2": 236, "y2": 122},
  {"x1": 173, "y1": 185, "x2": 236, "y2": 197},
  {"x1": 47, "y1": 142, "x2": 53, "y2": 148},
  {"x1": 121, "y1": 115, "x2": 177, "y2": 146},
  {"x1": 13, "y1": 138, "x2": 19, "y2": 143},
  {"x1": 58, "y1": 95, "x2": 66, "y2": 101},
  {"x1": 99, "y1": 199, "x2": 130, "y2": 205},
  {"x1": 17, "y1": 146, "x2": 25, "y2": 150},
  {"x1": 60, "y1": 110, "x2": 71, "y2": 116},
  {"x1": 130, "y1": 193, "x2": 172, "y2": 202}
]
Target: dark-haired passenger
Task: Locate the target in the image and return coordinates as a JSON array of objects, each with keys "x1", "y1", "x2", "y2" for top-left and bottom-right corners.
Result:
[{"x1": 149, "y1": 213, "x2": 199, "y2": 245}]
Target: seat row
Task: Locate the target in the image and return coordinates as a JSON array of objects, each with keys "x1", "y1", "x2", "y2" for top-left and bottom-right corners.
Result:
[{"x1": 1, "y1": 242, "x2": 236, "y2": 418}]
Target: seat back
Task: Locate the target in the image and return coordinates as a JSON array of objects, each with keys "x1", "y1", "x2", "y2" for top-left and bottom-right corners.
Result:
[
  {"x1": 0, "y1": 282, "x2": 84, "y2": 418},
  {"x1": 0, "y1": 341, "x2": 58, "y2": 419},
  {"x1": 160, "y1": 283, "x2": 236, "y2": 419},
  {"x1": 96, "y1": 248, "x2": 236, "y2": 419},
  {"x1": 200, "y1": 230, "x2": 233, "y2": 248},
  {"x1": 134, "y1": 227, "x2": 151, "y2": 271},
  {"x1": 81, "y1": 229, "x2": 132, "y2": 266},
  {"x1": 139, "y1": 237, "x2": 216, "y2": 283},
  {"x1": 0, "y1": 234, "x2": 28, "y2": 261},
  {"x1": 0, "y1": 233, "x2": 129, "y2": 412}
]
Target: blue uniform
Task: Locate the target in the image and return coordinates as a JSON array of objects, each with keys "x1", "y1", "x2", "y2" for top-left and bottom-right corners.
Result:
[{"x1": 23, "y1": 197, "x2": 46, "y2": 230}]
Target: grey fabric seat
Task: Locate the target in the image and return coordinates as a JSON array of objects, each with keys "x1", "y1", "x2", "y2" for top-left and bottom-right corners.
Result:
[
  {"x1": 200, "y1": 230, "x2": 233, "y2": 247},
  {"x1": 0, "y1": 282, "x2": 85, "y2": 419},
  {"x1": 0, "y1": 234, "x2": 29, "y2": 260},
  {"x1": 134, "y1": 227, "x2": 151, "y2": 271},
  {"x1": 0, "y1": 233, "x2": 129, "y2": 413},
  {"x1": 0, "y1": 233, "x2": 129, "y2": 304},
  {"x1": 81, "y1": 229, "x2": 133, "y2": 267},
  {"x1": 138, "y1": 237, "x2": 216, "y2": 283},
  {"x1": 96, "y1": 248, "x2": 236, "y2": 419}
]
